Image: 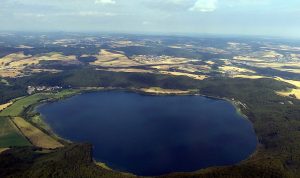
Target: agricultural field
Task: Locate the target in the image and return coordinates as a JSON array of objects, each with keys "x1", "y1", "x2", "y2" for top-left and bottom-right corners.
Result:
[
  {"x1": 90, "y1": 49, "x2": 211, "y2": 80},
  {"x1": 0, "y1": 89, "x2": 79, "y2": 149},
  {"x1": 11, "y1": 117, "x2": 63, "y2": 149},
  {"x1": 140, "y1": 87, "x2": 193, "y2": 94},
  {"x1": 91, "y1": 49, "x2": 141, "y2": 67},
  {"x1": 0, "y1": 90, "x2": 80, "y2": 117},
  {"x1": 0, "y1": 52, "x2": 79, "y2": 78},
  {"x1": 276, "y1": 77, "x2": 300, "y2": 99},
  {"x1": 0, "y1": 148, "x2": 9, "y2": 154},
  {"x1": 0, "y1": 117, "x2": 31, "y2": 147},
  {"x1": 1, "y1": 33, "x2": 300, "y2": 177},
  {"x1": 0, "y1": 93, "x2": 51, "y2": 116},
  {"x1": 0, "y1": 102, "x2": 13, "y2": 111}
]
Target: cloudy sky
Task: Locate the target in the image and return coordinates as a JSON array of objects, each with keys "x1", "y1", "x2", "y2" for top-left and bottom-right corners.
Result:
[{"x1": 1, "y1": 0, "x2": 300, "y2": 37}]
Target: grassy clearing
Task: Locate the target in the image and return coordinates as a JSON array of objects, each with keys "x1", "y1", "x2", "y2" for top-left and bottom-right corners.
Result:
[
  {"x1": 12, "y1": 117, "x2": 63, "y2": 149},
  {"x1": 30, "y1": 114, "x2": 51, "y2": 131},
  {"x1": 0, "y1": 117, "x2": 31, "y2": 147}
]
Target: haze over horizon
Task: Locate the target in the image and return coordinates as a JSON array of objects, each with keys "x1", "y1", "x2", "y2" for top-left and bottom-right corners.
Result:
[{"x1": 1, "y1": 0, "x2": 300, "y2": 38}]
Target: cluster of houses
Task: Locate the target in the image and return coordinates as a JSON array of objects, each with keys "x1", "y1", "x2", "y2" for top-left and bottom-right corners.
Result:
[{"x1": 27, "y1": 86, "x2": 62, "y2": 95}]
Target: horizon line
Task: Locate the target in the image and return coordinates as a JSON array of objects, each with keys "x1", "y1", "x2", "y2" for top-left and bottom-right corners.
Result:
[{"x1": 1, "y1": 30, "x2": 300, "y2": 41}]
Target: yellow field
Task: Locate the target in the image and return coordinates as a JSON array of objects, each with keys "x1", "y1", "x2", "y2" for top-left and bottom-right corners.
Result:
[
  {"x1": 12, "y1": 117, "x2": 63, "y2": 149},
  {"x1": 0, "y1": 52, "x2": 77, "y2": 77},
  {"x1": 0, "y1": 102, "x2": 13, "y2": 111},
  {"x1": 132, "y1": 55, "x2": 191, "y2": 65},
  {"x1": 206, "y1": 61, "x2": 215, "y2": 65},
  {"x1": 160, "y1": 71, "x2": 207, "y2": 80},
  {"x1": 275, "y1": 77, "x2": 300, "y2": 88},
  {"x1": 262, "y1": 50, "x2": 283, "y2": 58},
  {"x1": 101, "y1": 68, "x2": 151, "y2": 73},
  {"x1": 277, "y1": 89, "x2": 300, "y2": 99},
  {"x1": 0, "y1": 70, "x2": 21, "y2": 78},
  {"x1": 0, "y1": 148, "x2": 9, "y2": 154},
  {"x1": 91, "y1": 49, "x2": 140, "y2": 67},
  {"x1": 275, "y1": 77, "x2": 300, "y2": 100},
  {"x1": 233, "y1": 52, "x2": 300, "y2": 76},
  {"x1": 140, "y1": 87, "x2": 191, "y2": 94},
  {"x1": 168, "y1": 45, "x2": 182, "y2": 49},
  {"x1": 219, "y1": 66, "x2": 256, "y2": 73},
  {"x1": 96, "y1": 162, "x2": 112, "y2": 170},
  {"x1": 233, "y1": 75, "x2": 266, "y2": 79},
  {"x1": 255, "y1": 62, "x2": 299, "y2": 68}
]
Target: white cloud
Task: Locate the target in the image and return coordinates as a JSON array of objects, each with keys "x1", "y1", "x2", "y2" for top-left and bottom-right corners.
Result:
[
  {"x1": 14, "y1": 13, "x2": 46, "y2": 18},
  {"x1": 169, "y1": 0, "x2": 185, "y2": 5},
  {"x1": 95, "y1": 0, "x2": 116, "y2": 5},
  {"x1": 189, "y1": 0, "x2": 218, "y2": 12},
  {"x1": 142, "y1": 21, "x2": 151, "y2": 25},
  {"x1": 79, "y1": 11, "x2": 116, "y2": 16}
]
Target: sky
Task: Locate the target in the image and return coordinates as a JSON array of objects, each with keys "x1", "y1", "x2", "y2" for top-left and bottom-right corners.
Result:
[{"x1": 1, "y1": 0, "x2": 300, "y2": 38}]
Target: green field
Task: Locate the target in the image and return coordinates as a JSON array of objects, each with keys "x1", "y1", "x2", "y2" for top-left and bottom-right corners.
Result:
[
  {"x1": 0, "y1": 94, "x2": 50, "y2": 117},
  {"x1": 0, "y1": 117, "x2": 31, "y2": 147},
  {"x1": 0, "y1": 90, "x2": 80, "y2": 117}
]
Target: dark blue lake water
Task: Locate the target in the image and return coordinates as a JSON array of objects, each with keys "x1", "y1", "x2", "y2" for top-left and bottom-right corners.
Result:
[{"x1": 38, "y1": 91, "x2": 257, "y2": 176}]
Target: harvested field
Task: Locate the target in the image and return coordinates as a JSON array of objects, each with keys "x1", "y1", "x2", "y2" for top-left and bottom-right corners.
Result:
[
  {"x1": 140, "y1": 87, "x2": 192, "y2": 94},
  {"x1": 91, "y1": 50, "x2": 140, "y2": 67},
  {"x1": 0, "y1": 148, "x2": 9, "y2": 154},
  {"x1": 275, "y1": 77, "x2": 300, "y2": 88},
  {"x1": 101, "y1": 68, "x2": 152, "y2": 73},
  {"x1": 0, "y1": 52, "x2": 78, "y2": 78},
  {"x1": 277, "y1": 89, "x2": 300, "y2": 99},
  {"x1": 160, "y1": 71, "x2": 207, "y2": 80},
  {"x1": 233, "y1": 75, "x2": 267, "y2": 79},
  {"x1": 12, "y1": 117, "x2": 63, "y2": 149},
  {"x1": 0, "y1": 102, "x2": 13, "y2": 111},
  {"x1": 275, "y1": 77, "x2": 300, "y2": 99}
]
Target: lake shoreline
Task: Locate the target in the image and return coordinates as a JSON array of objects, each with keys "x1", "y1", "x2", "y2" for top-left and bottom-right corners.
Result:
[{"x1": 34, "y1": 87, "x2": 257, "y2": 176}]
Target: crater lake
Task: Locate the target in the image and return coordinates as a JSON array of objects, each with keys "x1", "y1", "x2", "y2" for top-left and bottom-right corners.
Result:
[{"x1": 37, "y1": 91, "x2": 257, "y2": 176}]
